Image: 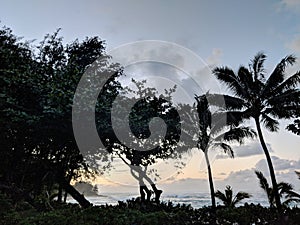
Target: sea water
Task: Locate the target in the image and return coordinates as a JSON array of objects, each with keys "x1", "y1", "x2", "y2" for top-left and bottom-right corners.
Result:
[{"x1": 68, "y1": 192, "x2": 279, "y2": 208}]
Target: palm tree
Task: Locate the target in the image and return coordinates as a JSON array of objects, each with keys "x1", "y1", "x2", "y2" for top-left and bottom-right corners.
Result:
[
  {"x1": 215, "y1": 185, "x2": 251, "y2": 208},
  {"x1": 195, "y1": 95, "x2": 256, "y2": 209},
  {"x1": 209, "y1": 52, "x2": 300, "y2": 211},
  {"x1": 255, "y1": 170, "x2": 300, "y2": 207}
]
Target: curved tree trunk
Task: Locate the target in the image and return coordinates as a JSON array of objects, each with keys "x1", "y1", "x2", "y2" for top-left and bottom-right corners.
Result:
[
  {"x1": 205, "y1": 151, "x2": 216, "y2": 209},
  {"x1": 254, "y1": 117, "x2": 282, "y2": 212},
  {"x1": 57, "y1": 175, "x2": 91, "y2": 208},
  {"x1": 118, "y1": 153, "x2": 162, "y2": 202}
]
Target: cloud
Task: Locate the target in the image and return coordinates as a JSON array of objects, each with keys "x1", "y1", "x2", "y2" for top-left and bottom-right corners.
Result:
[
  {"x1": 277, "y1": 0, "x2": 300, "y2": 12},
  {"x1": 160, "y1": 178, "x2": 209, "y2": 193},
  {"x1": 98, "y1": 155, "x2": 300, "y2": 197},
  {"x1": 220, "y1": 169, "x2": 257, "y2": 191},
  {"x1": 216, "y1": 141, "x2": 273, "y2": 159},
  {"x1": 234, "y1": 142, "x2": 273, "y2": 158},
  {"x1": 120, "y1": 47, "x2": 223, "y2": 103},
  {"x1": 213, "y1": 157, "x2": 300, "y2": 193},
  {"x1": 280, "y1": 0, "x2": 300, "y2": 7},
  {"x1": 206, "y1": 48, "x2": 223, "y2": 66},
  {"x1": 255, "y1": 156, "x2": 300, "y2": 174}
]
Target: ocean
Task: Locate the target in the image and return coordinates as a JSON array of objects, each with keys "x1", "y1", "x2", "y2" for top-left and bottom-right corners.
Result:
[{"x1": 68, "y1": 192, "x2": 275, "y2": 208}]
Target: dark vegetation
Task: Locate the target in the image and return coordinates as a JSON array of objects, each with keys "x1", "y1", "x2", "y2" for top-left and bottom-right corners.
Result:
[
  {"x1": 1, "y1": 194, "x2": 300, "y2": 225},
  {"x1": 1, "y1": 24, "x2": 300, "y2": 224}
]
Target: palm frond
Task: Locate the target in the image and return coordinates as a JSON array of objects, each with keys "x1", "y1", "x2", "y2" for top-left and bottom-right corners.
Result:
[
  {"x1": 251, "y1": 52, "x2": 266, "y2": 80},
  {"x1": 216, "y1": 185, "x2": 250, "y2": 207},
  {"x1": 264, "y1": 55, "x2": 296, "y2": 94},
  {"x1": 255, "y1": 170, "x2": 270, "y2": 193},
  {"x1": 265, "y1": 106, "x2": 300, "y2": 120},
  {"x1": 212, "y1": 67, "x2": 249, "y2": 99},
  {"x1": 225, "y1": 185, "x2": 233, "y2": 204},
  {"x1": 206, "y1": 93, "x2": 246, "y2": 110},
  {"x1": 277, "y1": 182, "x2": 294, "y2": 196},
  {"x1": 255, "y1": 170, "x2": 277, "y2": 207},
  {"x1": 267, "y1": 89, "x2": 300, "y2": 106},
  {"x1": 233, "y1": 191, "x2": 252, "y2": 206},
  {"x1": 212, "y1": 142, "x2": 234, "y2": 158},
  {"x1": 222, "y1": 126, "x2": 256, "y2": 144},
  {"x1": 211, "y1": 110, "x2": 250, "y2": 130},
  {"x1": 237, "y1": 66, "x2": 260, "y2": 99},
  {"x1": 285, "y1": 190, "x2": 300, "y2": 199},
  {"x1": 260, "y1": 113, "x2": 279, "y2": 132},
  {"x1": 215, "y1": 190, "x2": 228, "y2": 205},
  {"x1": 195, "y1": 95, "x2": 211, "y2": 131},
  {"x1": 266, "y1": 71, "x2": 300, "y2": 97}
]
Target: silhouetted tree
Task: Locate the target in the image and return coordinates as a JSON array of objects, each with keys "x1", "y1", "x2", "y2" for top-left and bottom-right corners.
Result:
[
  {"x1": 95, "y1": 79, "x2": 182, "y2": 202},
  {"x1": 255, "y1": 170, "x2": 300, "y2": 208},
  {"x1": 0, "y1": 25, "x2": 114, "y2": 208},
  {"x1": 215, "y1": 185, "x2": 251, "y2": 208},
  {"x1": 195, "y1": 95, "x2": 255, "y2": 209},
  {"x1": 209, "y1": 52, "x2": 300, "y2": 211}
]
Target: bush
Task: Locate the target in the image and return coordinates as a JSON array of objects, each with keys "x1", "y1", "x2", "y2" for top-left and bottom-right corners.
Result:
[{"x1": 1, "y1": 196, "x2": 300, "y2": 225}]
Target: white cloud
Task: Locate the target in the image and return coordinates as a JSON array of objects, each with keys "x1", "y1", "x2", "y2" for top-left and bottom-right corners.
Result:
[
  {"x1": 165, "y1": 156, "x2": 300, "y2": 193},
  {"x1": 220, "y1": 169, "x2": 257, "y2": 192},
  {"x1": 97, "y1": 156, "x2": 300, "y2": 201},
  {"x1": 234, "y1": 142, "x2": 273, "y2": 158},
  {"x1": 216, "y1": 141, "x2": 273, "y2": 159},
  {"x1": 255, "y1": 156, "x2": 300, "y2": 174},
  {"x1": 219, "y1": 156, "x2": 300, "y2": 192}
]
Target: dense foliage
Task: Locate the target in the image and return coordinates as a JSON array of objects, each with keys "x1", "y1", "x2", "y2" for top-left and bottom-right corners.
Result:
[
  {"x1": 0, "y1": 25, "x2": 108, "y2": 208},
  {"x1": 1, "y1": 194, "x2": 300, "y2": 225}
]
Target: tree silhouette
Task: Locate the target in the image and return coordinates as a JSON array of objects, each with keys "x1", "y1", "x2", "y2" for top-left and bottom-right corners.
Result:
[
  {"x1": 209, "y1": 52, "x2": 300, "y2": 211},
  {"x1": 215, "y1": 185, "x2": 251, "y2": 208},
  {"x1": 95, "y1": 79, "x2": 182, "y2": 202},
  {"x1": 0, "y1": 26, "x2": 113, "y2": 208},
  {"x1": 195, "y1": 95, "x2": 255, "y2": 209},
  {"x1": 255, "y1": 170, "x2": 300, "y2": 208}
]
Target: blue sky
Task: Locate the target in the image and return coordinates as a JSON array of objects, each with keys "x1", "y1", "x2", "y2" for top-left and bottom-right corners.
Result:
[{"x1": 1, "y1": 0, "x2": 300, "y2": 193}]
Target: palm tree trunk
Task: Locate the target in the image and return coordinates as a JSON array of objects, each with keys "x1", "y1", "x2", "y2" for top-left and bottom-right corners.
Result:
[
  {"x1": 254, "y1": 117, "x2": 282, "y2": 211},
  {"x1": 205, "y1": 151, "x2": 216, "y2": 209}
]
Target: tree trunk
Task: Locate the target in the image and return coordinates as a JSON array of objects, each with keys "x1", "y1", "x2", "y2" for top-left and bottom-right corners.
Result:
[
  {"x1": 254, "y1": 117, "x2": 282, "y2": 212},
  {"x1": 63, "y1": 191, "x2": 68, "y2": 203},
  {"x1": 57, "y1": 184, "x2": 63, "y2": 203},
  {"x1": 205, "y1": 151, "x2": 216, "y2": 209},
  {"x1": 58, "y1": 176, "x2": 91, "y2": 208}
]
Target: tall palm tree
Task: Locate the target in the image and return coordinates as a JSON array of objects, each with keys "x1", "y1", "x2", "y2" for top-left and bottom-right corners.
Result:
[
  {"x1": 209, "y1": 53, "x2": 300, "y2": 211},
  {"x1": 215, "y1": 185, "x2": 251, "y2": 208},
  {"x1": 195, "y1": 95, "x2": 256, "y2": 209}
]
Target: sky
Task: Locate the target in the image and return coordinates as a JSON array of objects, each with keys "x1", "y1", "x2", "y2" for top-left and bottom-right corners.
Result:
[{"x1": 1, "y1": 0, "x2": 300, "y2": 195}]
